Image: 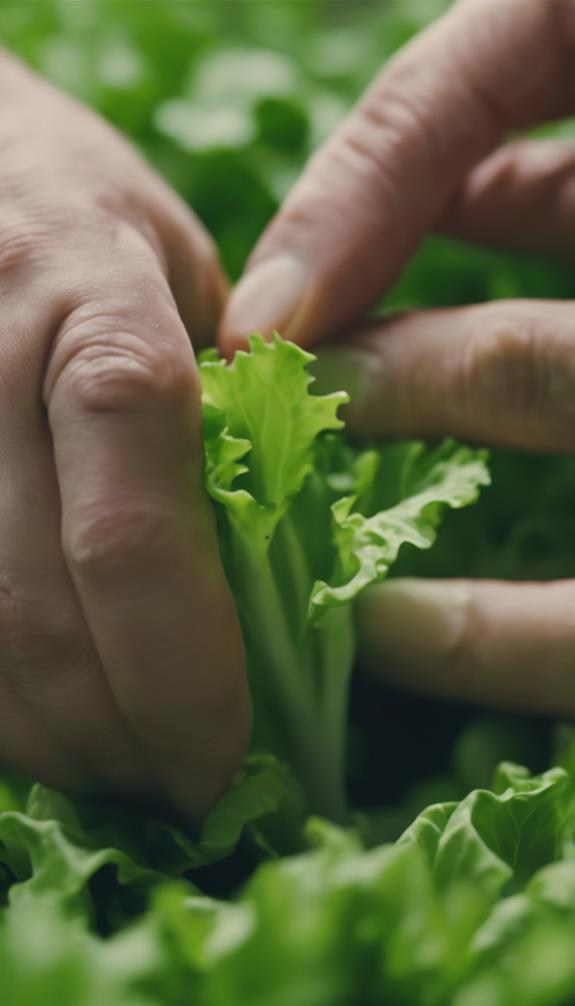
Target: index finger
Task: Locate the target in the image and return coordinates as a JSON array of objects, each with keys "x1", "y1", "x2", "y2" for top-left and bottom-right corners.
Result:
[
  {"x1": 220, "y1": 0, "x2": 575, "y2": 353},
  {"x1": 44, "y1": 226, "x2": 250, "y2": 821}
]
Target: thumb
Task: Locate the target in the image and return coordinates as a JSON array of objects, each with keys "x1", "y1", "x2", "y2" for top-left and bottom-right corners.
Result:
[{"x1": 219, "y1": 0, "x2": 575, "y2": 353}]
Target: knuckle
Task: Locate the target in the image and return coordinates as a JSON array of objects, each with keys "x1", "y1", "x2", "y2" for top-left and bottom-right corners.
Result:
[
  {"x1": 65, "y1": 499, "x2": 180, "y2": 579},
  {"x1": 350, "y1": 92, "x2": 421, "y2": 174},
  {"x1": 0, "y1": 217, "x2": 43, "y2": 277},
  {"x1": 456, "y1": 0, "x2": 572, "y2": 117},
  {"x1": 337, "y1": 74, "x2": 441, "y2": 199},
  {"x1": 461, "y1": 304, "x2": 575, "y2": 448},
  {"x1": 63, "y1": 339, "x2": 190, "y2": 414},
  {"x1": 461, "y1": 306, "x2": 542, "y2": 421},
  {"x1": 279, "y1": 85, "x2": 427, "y2": 228},
  {"x1": 325, "y1": 112, "x2": 405, "y2": 214},
  {"x1": 50, "y1": 306, "x2": 198, "y2": 415},
  {"x1": 0, "y1": 583, "x2": 82, "y2": 684}
]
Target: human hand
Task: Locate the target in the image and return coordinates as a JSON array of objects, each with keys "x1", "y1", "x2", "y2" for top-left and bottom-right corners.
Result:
[
  {"x1": 219, "y1": 0, "x2": 575, "y2": 715},
  {"x1": 0, "y1": 52, "x2": 249, "y2": 821}
]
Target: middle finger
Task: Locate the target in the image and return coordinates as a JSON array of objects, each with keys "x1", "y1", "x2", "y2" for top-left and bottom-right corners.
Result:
[
  {"x1": 0, "y1": 293, "x2": 153, "y2": 797},
  {"x1": 314, "y1": 299, "x2": 575, "y2": 453}
]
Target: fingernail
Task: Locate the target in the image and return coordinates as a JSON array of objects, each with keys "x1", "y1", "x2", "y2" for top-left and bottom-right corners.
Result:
[
  {"x1": 310, "y1": 347, "x2": 379, "y2": 425},
  {"x1": 357, "y1": 579, "x2": 472, "y2": 667},
  {"x1": 222, "y1": 255, "x2": 308, "y2": 347}
]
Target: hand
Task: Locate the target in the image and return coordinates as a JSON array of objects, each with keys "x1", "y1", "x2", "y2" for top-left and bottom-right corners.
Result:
[
  {"x1": 219, "y1": 0, "x2": 575, "y2": 716},
  {"x1": 0, "y1": 52, "x2": 249, "y2": 821}
]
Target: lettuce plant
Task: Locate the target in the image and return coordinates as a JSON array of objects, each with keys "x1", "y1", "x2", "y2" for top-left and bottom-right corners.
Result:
[{"x1": 200, "y1": 334, "x2": 489, "y2": 820}]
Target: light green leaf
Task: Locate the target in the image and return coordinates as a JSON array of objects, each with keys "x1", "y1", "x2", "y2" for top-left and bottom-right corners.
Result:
[
  {"x1": 434, "y1": 767, "x2": 568, "y2": 897},
  {"x1": 311, "y1": 442, "x2": 490, "y2": 615},
  {"x1": 201, "y1": 333, "x2": 347, "y2": 547},
  {"x1": 398, "y1": 801, "x2": 457, "y2": 864},
  {"x1": 0, "y1": 897, "x2": 158, "y2": 1006},
  {"x1": 0, "y1": 758, "x2": 287, "y2": 918},
  {"x1": 173, "y1": 755, "x2": 291, "y2": 866}
]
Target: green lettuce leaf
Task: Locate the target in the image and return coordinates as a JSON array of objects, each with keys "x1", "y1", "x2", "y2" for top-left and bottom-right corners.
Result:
[
  {"x1": 3, "y1": 759, "x2": 575, "y2": 1006},
  {"x1": 0, "y1": 897, "x2": 161, "y2": 1006},
  {"x1": 200, "y1": 334, "x2": 489, "y2": 821},
  {"x1": 201, "y1": 332, "x2": 347, "y2": 547},
  {"x1": 148, "y1": 765, "x2": 575, "y2": 1006},
  {"x1": 0, "y1": 756, "x2": 286, "y2": 921},
  {"x1": 311, "y1": 441, "x2": 490, "y2": 615}
]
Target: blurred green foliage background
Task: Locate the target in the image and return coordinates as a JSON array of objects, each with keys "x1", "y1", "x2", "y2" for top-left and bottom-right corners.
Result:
[
  {"x1": 3, "y1": 0, "x2": 572, "y2": 306},
  {"x1": 1, "y1": 0, "x2": 454, "y2": 275}
]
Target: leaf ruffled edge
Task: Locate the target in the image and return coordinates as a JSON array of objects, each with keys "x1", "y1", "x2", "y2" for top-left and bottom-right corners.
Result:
[
  {"x1": 310, "y1": 443, "x2": 490, "y2": 617},
  {"x1": 200, "y1": 333, "x2": 348, "y2": 547}
]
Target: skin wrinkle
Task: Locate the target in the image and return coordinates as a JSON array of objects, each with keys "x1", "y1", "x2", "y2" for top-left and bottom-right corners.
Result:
[
  {"x1": 333, "y1": 121, "x2": 415, "y2": 271},
  {"x1": 364, "y1": 47, "x2": 499, "y2": 188},
  {"x1": 461, "y1": 311, "x2": 541, "y2": 430},
  {"x1": 46, "y1": 322, "x2": 197, "y2": 416}
]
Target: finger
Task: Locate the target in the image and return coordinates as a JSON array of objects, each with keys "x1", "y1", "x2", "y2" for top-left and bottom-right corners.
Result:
[
  {"x1": 0, "y1": 281, "x2": 154, "y2": 797},
  {"x1": 219, "y1": 0, "x2": 575, "y2": 354},
  {"x1": 439, "y1": 138, "x2": 575, "y2": 258},
  {"x1": 311, "y1": 299, "x2": 575, "y2": 453},
  {"x1": 357, "y1": 577, "x2": 575, "y2": 718},
  {"x1": 43, "y1": 225, "x2": 250, "y2": 821},
  {"x1": 151, "y1": 188, "x2": 229, "y2": 348},
  {"x1": 98, "y1": 176, "x2": 229, "y2": 350}
]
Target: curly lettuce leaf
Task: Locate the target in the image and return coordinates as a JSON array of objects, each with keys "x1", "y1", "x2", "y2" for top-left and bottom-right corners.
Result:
[
  {"x1": 311, "y1": 441, "x2": 490, "y2": 615},
  {"x1": 201, "y1": 333, "x2": 347, "y2": 547}
]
